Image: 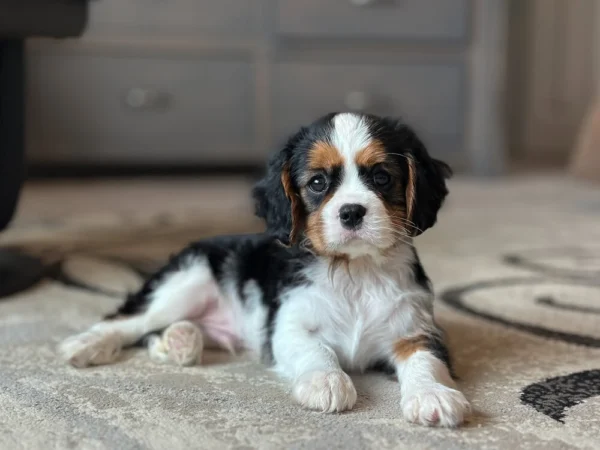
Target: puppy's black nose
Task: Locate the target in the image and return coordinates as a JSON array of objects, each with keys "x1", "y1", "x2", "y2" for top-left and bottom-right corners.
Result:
[{"x1": 339, "y1": 204, "x2": 367, "y2": 230}]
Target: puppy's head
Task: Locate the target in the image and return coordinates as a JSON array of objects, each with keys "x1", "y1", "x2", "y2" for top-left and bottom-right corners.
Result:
[{"x1": 253, "y1": 113, "x2": 452, "y2": 258}]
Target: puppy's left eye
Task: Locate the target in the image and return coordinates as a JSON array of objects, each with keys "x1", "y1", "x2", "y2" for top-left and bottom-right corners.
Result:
[
  {"x1": 373, "y1": 170, "x2": 391, "y2": 187},
  {"x1": 308, "y1": 174, "x2": 328, "y2": 193}
]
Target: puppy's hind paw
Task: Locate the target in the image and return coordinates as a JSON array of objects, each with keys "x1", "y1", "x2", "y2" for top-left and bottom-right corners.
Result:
[
  {"x1": 59, "y1": 330, "x2": 122, "y2": 368},
  {"x1": 159, "y1": 321, "x2": 203, "y2": 367}
]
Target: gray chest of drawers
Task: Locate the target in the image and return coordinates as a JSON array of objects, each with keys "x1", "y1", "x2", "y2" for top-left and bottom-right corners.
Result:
[{"x1": 26, "y1": 0, "x2": 508, "y2": 175}]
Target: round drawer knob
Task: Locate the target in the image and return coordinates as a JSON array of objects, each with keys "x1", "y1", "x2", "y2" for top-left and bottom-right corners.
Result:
[
  {"x1": 125, "y1": 88, "x2": 169, "y2": 110},
  {"x1": 125, "y1": 88, "x2": 151, "y2": 109},
  {"x1": 344, "y1": 91, "x2": 371, "y2": 112},
  {"x1": 349, "y1": 0, "x2": 376, "y2": 6}
]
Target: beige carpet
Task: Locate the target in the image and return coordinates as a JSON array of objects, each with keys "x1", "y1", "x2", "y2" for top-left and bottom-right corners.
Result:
[{"x1": 1, "y1": 175, "x2": 600, "y2": 450}]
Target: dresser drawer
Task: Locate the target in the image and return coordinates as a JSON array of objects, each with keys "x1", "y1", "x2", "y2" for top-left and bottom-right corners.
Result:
[
  {"x1": 276, "y1": 0, "x2": 468, "y2": 40},
  {"x1": 272, "y1": 62, "x2": 465, "y2": 159},
  {"x1": 86, "y1": 0, "x2": 262, "y2": 37},
  {"x1": 27, "y1": 54, "x2": 256, "y2": 164}
]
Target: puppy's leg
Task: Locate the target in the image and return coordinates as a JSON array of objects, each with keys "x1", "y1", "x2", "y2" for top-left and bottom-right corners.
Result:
[
  {"x1": 59, "y1": 315, "x2": 144, "y2": 368},
  {"x1": 393, "y1": 332, "x2": 470, "y2": 427},
  {"x1": 59, "y1": 255, "x2": 218, "y2": 368},
  {"x1": 272, "y1": 308, "x2": 356, "y2": 413}
]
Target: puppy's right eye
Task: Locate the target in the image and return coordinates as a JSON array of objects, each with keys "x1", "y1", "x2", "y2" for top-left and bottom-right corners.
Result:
[{"x1": 308, "y1": 174, "x2": 327, "y2": 193}]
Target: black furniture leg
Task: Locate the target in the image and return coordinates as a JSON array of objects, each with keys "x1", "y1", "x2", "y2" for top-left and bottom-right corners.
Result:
[
  {"x1": 0, "y1": 40, "x2": 25, "y2": 229},
  {"x1": 0, "y1": 40, "x2": 45, "y2": 298}
]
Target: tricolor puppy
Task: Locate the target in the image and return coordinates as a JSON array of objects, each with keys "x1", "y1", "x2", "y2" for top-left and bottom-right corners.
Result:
[{"x1": 59, "y1": 112, "x2": 470, "y2": 427}]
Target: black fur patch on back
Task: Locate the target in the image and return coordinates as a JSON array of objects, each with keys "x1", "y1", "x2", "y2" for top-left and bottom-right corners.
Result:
[
  {"x1": 103, "y1": 241, "x2": 230, "y2": 320},
  {"x1": 181, "y1": 234, "x2": 315, "y2": 362}
]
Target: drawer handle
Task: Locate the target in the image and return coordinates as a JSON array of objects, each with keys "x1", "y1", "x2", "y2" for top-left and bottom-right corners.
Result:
[
  {"x1": 124, "y1": 87, "x2": 169, "y2": 110},
  {"x1": 349, "y1": 0, "x2": 377, "y2": 6},
  {"x1": 344, "y1": 91, "x2": 371, "y2": 112}
]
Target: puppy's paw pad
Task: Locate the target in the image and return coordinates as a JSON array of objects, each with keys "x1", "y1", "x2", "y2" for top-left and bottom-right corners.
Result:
[
  {"x1": 163, "y1": 321, "x2": 203, "y2": 367},
  {"x1": 59, "y1": 331, "x2": 121, "y2": 368},
  {"x1": 402, "y1": 385, "x2": 470, "y2": 427},
  {"x1": 293, "y1": 370, "x2": 357, "y2": 413}
]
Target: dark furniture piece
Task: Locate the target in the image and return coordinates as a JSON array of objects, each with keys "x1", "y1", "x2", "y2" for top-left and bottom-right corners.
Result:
[
  {"x1": 0, "y1": 1, "x2": 88, "y2": 297},
  {"x1": 0, "y1": 40, "x2": 24, "y2": 234},
  {"x1": 26, "y1": 0, "x2": 507, "y2": 175}
]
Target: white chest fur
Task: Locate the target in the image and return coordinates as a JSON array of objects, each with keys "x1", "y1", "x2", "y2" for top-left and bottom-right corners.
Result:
[{"x1": 278, "y1": 247, "x2": 432, "y2": 373}]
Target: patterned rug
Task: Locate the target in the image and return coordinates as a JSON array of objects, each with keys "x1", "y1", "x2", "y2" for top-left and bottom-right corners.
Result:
[{"x1": 1, "y1": 175, "x2": 600, "y2": 450}]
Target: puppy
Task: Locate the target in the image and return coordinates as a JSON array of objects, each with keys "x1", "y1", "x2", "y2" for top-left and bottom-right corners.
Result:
[{"x1": 59, "y1": 112, "x2": 470, "y2": 427}]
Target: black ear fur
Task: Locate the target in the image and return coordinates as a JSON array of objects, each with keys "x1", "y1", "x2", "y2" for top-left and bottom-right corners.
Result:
[
  {"x1": 407, "y1": 147, "x2": 453, "y2": 236},
  {"x1": 252, "y1": 129, "x2": 306, "y2": 244}
]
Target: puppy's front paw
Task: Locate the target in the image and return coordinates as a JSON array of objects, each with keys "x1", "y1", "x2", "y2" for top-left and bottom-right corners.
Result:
[
  {"x1": 293, "y1": 370, "x2": 357, "y2": 413},
  {"x1": 402, "y1": 385, "x2": 471, "y2": 427}
]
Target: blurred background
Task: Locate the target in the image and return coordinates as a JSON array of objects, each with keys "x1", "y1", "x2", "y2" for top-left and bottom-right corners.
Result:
[
  {"x1": 8, "y1": 0, "x2": 599, "y2": 178},
  {"x1": 2, "y1": 0, "x2": 600, "y2": 294}
]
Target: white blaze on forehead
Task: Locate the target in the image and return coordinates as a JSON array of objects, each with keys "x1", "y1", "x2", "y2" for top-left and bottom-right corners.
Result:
[
  {"x1": 330, "y1": 113, "x2": 372, "y2": 161},
  {"x1": 321, "y1": 113, "x2": 391, "y2": 255},
  {"x1": 328, "y1": 113, "x2": 373, "y2": 198},
  {"x1": 328, "y1": 113, "x2": 374, "y2": 203}
]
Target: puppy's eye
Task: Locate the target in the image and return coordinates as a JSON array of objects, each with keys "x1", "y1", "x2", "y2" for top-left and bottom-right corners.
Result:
[
  {"x1": 373, "y1": 170, "x2": 391, "y2": 187},
  {"x1": 308, "y1": 174, "x2": 327, "y2": 193}
]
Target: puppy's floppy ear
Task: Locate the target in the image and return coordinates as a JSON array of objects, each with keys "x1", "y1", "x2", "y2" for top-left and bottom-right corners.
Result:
[
  {"x1": 252, "y1": 131, "x2": 306, "y2": 245},
  {"x1": 404, "y1": 147, "x2": 452, "y2": 236}
]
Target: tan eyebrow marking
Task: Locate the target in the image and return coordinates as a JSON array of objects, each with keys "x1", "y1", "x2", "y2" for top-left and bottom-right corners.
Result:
[
  {"x1": 354, "y1": 140, "x2": 386, "y2": 167},
  {"x1": 308, "y1": 140, "x2": 344, "y2": 170}
]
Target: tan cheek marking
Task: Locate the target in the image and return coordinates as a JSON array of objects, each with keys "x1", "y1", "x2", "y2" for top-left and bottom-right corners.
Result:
[
  {"x1": 393, "y1": 335, "x2": 429, "y2": 361},
  {"x1": 380, "y1": 164, "x2": 411, "y2": 237},
  {"x1": 308, "y1": 141, "x2": 344, "y2": 170},
  {"x1": 384, "y1": 195, "x2": 410, "y2": 236},
  {"x1": 304, "y1": 189, "x2": 336, "y2": 254},
  {"x1": 305, "y1": 213, "x2": 325, "y2": 252},
  {"x1": 355, "y1": 140, "x2": 412, "y2": 237},
  {"x1": 354, "y1": 139, "x2": 386, "y2": 167}
]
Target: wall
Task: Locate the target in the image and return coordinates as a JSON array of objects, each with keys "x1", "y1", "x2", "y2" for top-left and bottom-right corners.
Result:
[
  {"x1": 25, "y1": 0, "x2": 507, "y2": 175},
  {"x1": 508, "y1": 0, "x2": 597, "y2": 167}
]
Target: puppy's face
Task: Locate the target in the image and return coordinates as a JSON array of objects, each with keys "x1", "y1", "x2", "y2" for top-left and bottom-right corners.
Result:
[
  {"x1": 297, "y1": 115, "x2": 408, "y2": 257},
  {"x1": 253, "y1": 113, "x2": 452, "y2": 259}
]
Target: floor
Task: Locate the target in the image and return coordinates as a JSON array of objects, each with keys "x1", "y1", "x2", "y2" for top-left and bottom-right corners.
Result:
[{"x1": 1, "y1": 174, "x2": 600, "y2": 450}]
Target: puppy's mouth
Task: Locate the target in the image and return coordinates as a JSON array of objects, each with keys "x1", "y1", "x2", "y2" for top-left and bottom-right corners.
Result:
[
  {"x1": 329, "y1": 227, "x2": 387, "y2": 253},
  {"x1": 339, "y1": 229, "x2": 361, "y2": 242}
]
